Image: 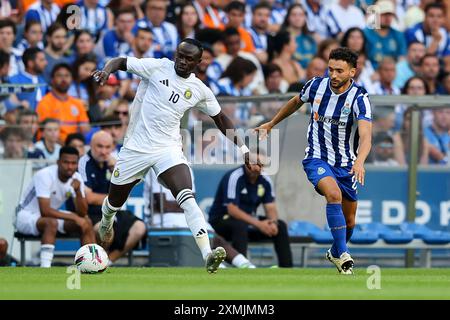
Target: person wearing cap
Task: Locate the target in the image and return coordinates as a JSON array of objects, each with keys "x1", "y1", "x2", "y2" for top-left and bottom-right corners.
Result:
[
  {"x1": 363, "y1": 0, "x2": 407, "y2": 69},
  {"x1": 370, "y1": 132, "x2": 399, "y2": 166}
]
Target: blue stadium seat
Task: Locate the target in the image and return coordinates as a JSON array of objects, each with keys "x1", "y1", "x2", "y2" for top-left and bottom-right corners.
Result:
[
  {"x1": 349, "y1": 229, "x2": 379, "y2": 244},
  {"x1": 399, "y1": 222, "x2": 450, "y2": 245},
  {"x1": 288, "y1": 221, "x2": 333, "y2": 244},
  {"x1": 358, "y1": 223, "x2": 413, "y2": 244}
]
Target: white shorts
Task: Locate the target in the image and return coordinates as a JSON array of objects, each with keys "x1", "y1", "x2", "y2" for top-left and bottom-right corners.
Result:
[
  {"x1": 151, "y1": 213, "x2": 214, "y2": 231},
  {"x1": 111, "y1": 147, "x2": 189, "y2": 186},
  {"x1": 15, "y1": 210, "x2": 68, "y2": 236}
]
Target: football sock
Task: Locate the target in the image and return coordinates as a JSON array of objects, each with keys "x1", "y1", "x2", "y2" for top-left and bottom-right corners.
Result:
[
  {"x1": 346, "y1": 227, "x2": 354, "y2": 243},
  {"x1": 101, "y1": 197, "x2": 120, "y2": 228},
  {"x1": 232, "y1": 254, "x2": 255, "y2": 268},
  {"x1": 177, "y1": 190, "x2": 212, "y2": 260},
  {"x1": 40, "y1": 244, "x2": 55, "y2": 268},
  {"x1": 326, "y1": 204, "x2": 347, "y2": 258}
]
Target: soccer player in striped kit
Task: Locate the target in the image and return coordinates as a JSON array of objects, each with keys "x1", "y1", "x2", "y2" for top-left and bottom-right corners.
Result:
[{"x1": 255, "y1": 47, "x2": 372, "y2": 274}]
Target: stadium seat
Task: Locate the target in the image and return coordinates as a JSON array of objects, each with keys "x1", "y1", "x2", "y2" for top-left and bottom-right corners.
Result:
[
  {"x1": 399, "y1": 222, "x2": 450, "y2": 245},
  {"x1": 358, "y1": 223, "x2": 414, "y2": 244},
  {"x1": 288, "y1": 221, "x2": 333, "y2": 244},
  {"x1": 349, "y1": 229, "x2": 379, "y2": 244}
]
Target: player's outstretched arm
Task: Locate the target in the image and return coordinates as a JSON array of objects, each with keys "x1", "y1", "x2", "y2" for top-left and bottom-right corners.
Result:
[
  {"x1": 254, "y1": 95, "x2": 304, "y2": 140},
  {"x1": 92, "y1": 57, "x2": 127, "y2": 85},
  {"x1": 211, "y1": 111, "x2": 251, "y2": 168}
]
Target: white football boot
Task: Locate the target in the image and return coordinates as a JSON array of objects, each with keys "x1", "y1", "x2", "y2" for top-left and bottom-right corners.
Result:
[{"x1": 326, "y1": 250, "x2": 354, "y2": 275}]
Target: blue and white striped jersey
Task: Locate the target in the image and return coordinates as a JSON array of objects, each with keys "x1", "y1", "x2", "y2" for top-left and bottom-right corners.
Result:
[{"x1": 299, "y1": 77, "x2": 372, "y2": 167}]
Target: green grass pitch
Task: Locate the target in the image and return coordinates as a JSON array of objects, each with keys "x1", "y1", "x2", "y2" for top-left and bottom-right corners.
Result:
[{"x1": 1, "y1": 267, "x2": 450, "y2": 299}]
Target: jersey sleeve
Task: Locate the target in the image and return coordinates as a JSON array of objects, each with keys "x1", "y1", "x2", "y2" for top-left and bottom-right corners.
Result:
[
  {"x1": 261, "y1": 176, "x2": 276, "y2": 204},
  {"x1": 354, "y1": 92, "x2": 372, "y2": 121},
  {"x1": 34, "y1": 171, "x2": 52, "y2": 199},
  {"x1": 299, "y1": 77, "x2": 316, "y2": 103},
  {"x1": 195, "y1": 85, "x2": 221, "y2": 117},
  {"x1": 223, "y1": 175, "x2": 240, "y2": 206},
  {"x1": 126, "y1": 57, "x2": 165, "y2": 80}
]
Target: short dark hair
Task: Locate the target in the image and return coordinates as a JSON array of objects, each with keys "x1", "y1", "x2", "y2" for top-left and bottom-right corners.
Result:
[
  {"x1": 136, "y1": 27, "x2": 152, "y2": 35},
  {"x1": 65, "y1": 133, "x2": 86, "y2": 146},
  {"x1": 263, "y1": 63, "x2": 282, "y2": 79},
  {"x1": 424, "y1": 2, "x2": 446, "y2": 14},
  {"x1": 223, "y1": 27, "x2": 240, "y2": 38},
  {"x1": 59, "y1": 146, "x2": 79, "y2": 158},
  {"x1": 179, "y1": 38, "x2": 203, "y2": 56},
  {"x1": 221, "y1": 56, "x2": 257, "y2": 84},
  {"x1": 329, "y1": 47, "x2": 358, "y2": 68},
  {"x1": 25, "y1": 20, "x2": 41, "y2": 33},
  {"x1": 420, "y1": 53, "x2": 439, "y2": 66},
  {"x1": 1, "y1": 127, "x2": 25, "y2": 141},
  {"x1": 0, "y1": 49, "x2": 9, "y2": 69},
  {"x1": 0, "y1": 19, "x2": 16, "y2": 35},
  {"x1": 51, "y1": 63, "x2": 72, "y2": 78},
  {"x1": 22, "y1": 47, "x2": 44, "y2": 68},
  {"x1": 225, "y1": 1, "x2": 245, "y2": 13},
  {"x1": 374, "y1": 132, "x2": 393, "y2": 146},
  {"x1": 17, "y1": 109, "x2": 38, "y2": 124},
  {"x1": 252, "y1": 1, "x2": 272, "y2": 13},
  {"x1": 116, "y1": 6, "x2": 137, "y2": 18},
  {"x1": 46, "y1": 22, "x2": 66, "y2": 37},
  {"x1": 41, "y1": 118, "x2": 60, "y2": 128}
]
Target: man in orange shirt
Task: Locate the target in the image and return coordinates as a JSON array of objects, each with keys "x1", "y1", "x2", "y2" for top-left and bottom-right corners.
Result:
[
  {"x1": 223, "y1": 1, "x2": 255, "y2": 53},
  {"x1": 36, "y1": 63, "x2": 90, "y2": 143},
  {"x1": 193, "y1": 0, "x2": 224, "y2": 29}
]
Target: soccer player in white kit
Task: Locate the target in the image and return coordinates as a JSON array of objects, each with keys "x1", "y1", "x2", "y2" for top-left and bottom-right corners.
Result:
[{"x1": 92, "y1": 38, "x2": 252, "y2": 273}]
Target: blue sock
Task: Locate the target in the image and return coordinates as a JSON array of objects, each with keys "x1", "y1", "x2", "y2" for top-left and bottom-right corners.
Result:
[
  {"x1": 346, "y1": 227, "x2": 354, "y2": 243},
  {"x1": 326, "y1": 204, "x2": 347, "y2": 257}
]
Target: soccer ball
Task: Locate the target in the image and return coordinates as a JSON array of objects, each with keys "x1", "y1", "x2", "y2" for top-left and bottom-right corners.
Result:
[{"x1": 74, "y1": 244, "x2": 109, "y2": 273}]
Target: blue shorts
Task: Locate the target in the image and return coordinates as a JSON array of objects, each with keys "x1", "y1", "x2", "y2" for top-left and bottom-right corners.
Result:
[{"x1": 302, "y1": 158, "x2": 357, "y2": 201}]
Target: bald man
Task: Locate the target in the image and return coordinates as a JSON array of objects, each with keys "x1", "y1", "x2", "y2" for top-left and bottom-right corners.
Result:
[{"x1": 77, "y1": 131, "x2": 146, "y2": 263}]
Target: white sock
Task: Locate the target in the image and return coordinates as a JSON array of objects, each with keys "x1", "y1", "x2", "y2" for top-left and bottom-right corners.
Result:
[
  {"x1": 101, "y1": 197, "x2": 120, "y2": 227},
  {"x1": 232, "y1": 254, "x2": 254, "y2": 268},
  {"x1": 177, "y1": 190, "x2": 212, "y2": 260},
  {"x1": 40, "y1": 244, "x2": 55, "y2": 268}
]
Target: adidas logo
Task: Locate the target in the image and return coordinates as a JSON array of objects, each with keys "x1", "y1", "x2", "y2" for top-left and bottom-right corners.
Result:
[
  {"x1": 196, "y1": 229, "x2": 206, "y2": 237},
  {"x1": 241, "y1": 188, "x2": 248, "y2": 194},
  {"x1": 159, "y1": 79, "x2": 169, "y2": 87}
]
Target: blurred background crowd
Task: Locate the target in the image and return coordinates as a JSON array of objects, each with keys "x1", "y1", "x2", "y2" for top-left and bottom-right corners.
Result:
[{"x1": 0, "y1": 0, "x2": 449, "y2": 166}]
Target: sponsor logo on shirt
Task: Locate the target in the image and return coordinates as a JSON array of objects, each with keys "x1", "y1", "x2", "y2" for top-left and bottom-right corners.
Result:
[{"x1": 314, "y1": 112, "x2": 346, "y2": 126}]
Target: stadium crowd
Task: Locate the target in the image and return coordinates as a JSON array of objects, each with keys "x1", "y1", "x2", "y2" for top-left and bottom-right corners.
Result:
[{"x1": 0, "y1": 0, "x2": 449, "y2": 165}]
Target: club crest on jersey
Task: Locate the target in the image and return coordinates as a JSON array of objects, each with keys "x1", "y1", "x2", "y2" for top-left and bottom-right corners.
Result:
[
  {"x1": 113, "y1": 169, "x2": 120, "y2": 178},
  {"x1": 317, "y1": 167, "x2": 326, "y2": 175},
  {"x1": 341, "y1": 103, "x2": 351, "y2": 116},
  {"x1": 184, "y1": 89, "x2": 192, "y2": 99},
  {"x1": 257, "y1": 184, "x2": 265, "y2": 197},
  {"x1": 65, "y1": 191, "x2": 72, "y2": 198}
]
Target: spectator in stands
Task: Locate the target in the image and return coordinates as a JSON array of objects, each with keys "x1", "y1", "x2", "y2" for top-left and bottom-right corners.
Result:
[
  {"x1": 372, "y1": 106, "x2": 396, "y2": 136},
  {"x1": 424, "y1": 108, "x2": 450, "y2": 165},
  {"x1": 316, "y1": 38, "x2": 339, "y2": 62},
  {"x1": 224, "y1": 1, "x2": 255, "y2": 53},
  {"x1": 247, "y1": 1, "x2": 272, "y2": 64},
  {"x1": 143, "y1": 168, "x2": 256, "y2": 268},
  {"x1": 69, "y1": 30, "x2": 97, "y2": 64},
  {"x1": 300, "y1": 0, "x2": 330, "y2": 42},
  {"x1": 78, "y1": 131, "x2": 146, "y2": 262},
  {"x1": 69, "y1": 53, "x2": 101, "y2": 122},
  {"x1": 25, "y1": 0, "x2": 60, "y2": 33},
  {"x1": 395, "y1": 75, "x2": 431, "y2": 131},
  {"x1": 35, "y1": 118, "x2": 61, "y2": 161},
  {"x1": 363, "y1": 0, "x2": 406, "y2": 69},
  {"x1": 270, "y1": 30, "x2": 305, "y2": 85},
  {"x1": 0, "y1": 19, "x2": 22, "y2": 77},
  {"x1": 394, "y1": 41, "x2": 426, "y2": 89},
  {"x1": 135, "y1": 0, "x2": 178, "y2": 59},
  {"x1": 210, "y1": 56, "x2": 257, "y2": 97},
  {"x1": 370, "y1": 132, "x2": 399, "y2": 166},
  {"x1": 107, "y1": 0, "x2": 144, "y2": 20},
  {"x1": 419, "y1": 53, "x2": 444, "y2": 94},
  {"x1": 65, "y1": 132, "x2": 86, "y2": 157},
  {"x1": 192, "y1": 0, "x2": 224, "y2": 29},
  {"x1": 97, "y1": 7, "x2": 136, "y2": 60},
  {"x1": 209, "y1": 148, "x2": 293, "y2": 267},
  {"x1": 36, "y1": 63, "x2": 90, "y2": 143},
  {"x1": 15, "y1": 146, "x2": 95, "y2": 267},
  {"x1": 76, "y1": 0, "x2": 114, "y2": 41},
  {"x1": 96, "y1": 73, "x2": 120, "y2": 113},
  {"x1": 195, "y1": 27, "x2": 226, "y2": 57},
  {"x1": 194, "y1": 44, "x2": 215, "y2": 87},
  {"x1": 0, "y1": 237, "x2": 17, "y2": 266},
  {"x1": 326, "y1": 0, "x2": 366, "y2": 38},
  {"x1": 99, "y1": 115, "x2": 123, "y2": 158},
  {"x1": 0, "y1": 50, "x2": 24, "y2": 116},
  {"x1": 43, "y1": 23, "x2": 70, "y2": 83},
  {"x1": 1, "y1": 126, "x2": 44, "y2": 159},
  {"x1": 341, "y1": 27, "x2": 377, "y2": 83},
  {"x1": 0, "y1": 0, "x2": 24, "y2": 24},
  {"x1": 16, "y1": 20, "x2": 44, "y2": 54},
  {"x1": 405, "y1": 2, "x2": 449, "y2": 58},
  {"x1": 261, "y1": 63, "x2": 288, "y2": 94},
  {"x1": 206, "y1": 27, "x2": 264, "y2": 93},
  {"x1": 176, "y1": 2, "x2": 201, "y2": 40},
  {"x1": 443, "y1": 72, "x2": 450, "y2": 94},
  {"x1": 393, "y1": 108, "x2": 430, "y2": 165},
  {"x1": 281, "y1": 3, "x2": 316, "y2": 69},
  {"x1": 17, "y1": 109, "x2": 40, "y2": 149},
  {"x1": 9, "y1": 48, "x2": 48, "y2": 111},
  {"x1": 371, "y1": 57, "x2": 401, "y2": 95}
]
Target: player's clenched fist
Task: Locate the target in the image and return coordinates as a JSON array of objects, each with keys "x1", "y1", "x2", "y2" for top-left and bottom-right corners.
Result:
[{"x1": 92, "y1": 70, "x2": 110, "y2": 86}]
